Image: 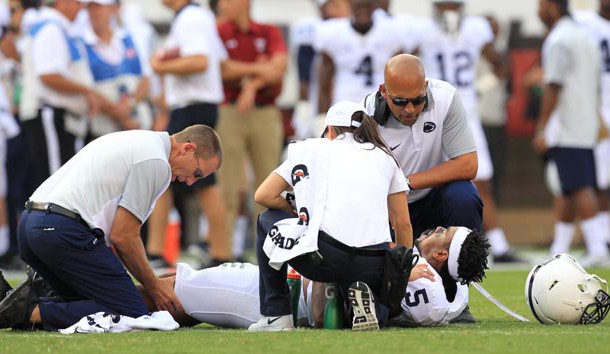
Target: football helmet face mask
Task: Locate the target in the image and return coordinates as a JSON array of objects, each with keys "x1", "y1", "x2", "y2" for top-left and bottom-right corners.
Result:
[
  {"x1": 525, "y1": 254, "x2": 610, "y2": 325},
  {"x1": 432, "y1": 0, "x2": 465, "y2": 36}
]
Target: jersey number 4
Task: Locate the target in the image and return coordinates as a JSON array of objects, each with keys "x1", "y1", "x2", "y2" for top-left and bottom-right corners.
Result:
[
  {"x1": 354, "y1": 55, "x2": 374, "y2": 86},
  {"x1": 405, "y1": 289, "x2": 430, "y2": 307}
]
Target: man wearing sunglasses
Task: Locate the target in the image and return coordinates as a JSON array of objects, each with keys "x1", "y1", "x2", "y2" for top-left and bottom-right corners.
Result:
[
  {"x1": 363, "y1": 54, "x2": 483, "y2": 324},
  {"x1": 0, "y1": 124, "x2": 222, "y2": 331},
  {"x1": 364, "y1": 54, "x2": 481, "y2": 243}
]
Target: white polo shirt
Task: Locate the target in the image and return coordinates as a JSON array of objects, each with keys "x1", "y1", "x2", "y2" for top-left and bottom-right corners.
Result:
[
  {"x1": 163, "y1": 4, "x2": 227, "y2": 108},
  {"x1": 30, "y1": 130, "x2": 171, "y2": 245},
  {"x1": 363, "y1": 78, "x2": 476, "y2": 202},
  {"x1": 542, "y1": 16, "x2": 600, "y2": 149}
]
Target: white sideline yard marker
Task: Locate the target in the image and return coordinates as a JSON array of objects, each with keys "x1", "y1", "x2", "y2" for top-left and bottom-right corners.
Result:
[{"x1": 472, "y1": 282, "x2": 530, "y2": 322}]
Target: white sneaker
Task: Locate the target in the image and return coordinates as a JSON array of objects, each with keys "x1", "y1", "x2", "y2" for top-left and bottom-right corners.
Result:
[
  {"x1": 580, "y1": 254, "x2": 610, "y2": 268},
  {"x1": 248, "y1": 315, "x2": 294, "y2": 332},
  {"x1": 348, "y1": 281, "x2": 379, "y2": 331}
]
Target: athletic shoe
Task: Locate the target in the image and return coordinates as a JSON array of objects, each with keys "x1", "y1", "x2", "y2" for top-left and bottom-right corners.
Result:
[
  {"x1": 0, "y1": 271, "x2": 38, "y2": 329},
  {"x1": 247, "y1": 315, "x2": 294, "y2": 332},
  {"x1": 348, "y1": 281, "x2": 379, "y2": 331},
  {"x1": 0, "y1": 270, "x2": 13, "y2": 302},
  {"x1": 449, "y1": 305, "x2": 477, "y2": 324}
]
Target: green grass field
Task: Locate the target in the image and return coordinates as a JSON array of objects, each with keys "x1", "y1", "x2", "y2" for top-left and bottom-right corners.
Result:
[{"x1": 2, "y1": 267, "x2": 610, "y2": 354}]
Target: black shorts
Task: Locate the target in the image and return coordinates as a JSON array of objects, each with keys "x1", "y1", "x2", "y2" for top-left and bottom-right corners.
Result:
[
  {"x1": 547, "y1": 147, "x2": 597, "y2": 195},
  {"x1": 169, "y1": 102, "x2": 218, "y2": 189}
]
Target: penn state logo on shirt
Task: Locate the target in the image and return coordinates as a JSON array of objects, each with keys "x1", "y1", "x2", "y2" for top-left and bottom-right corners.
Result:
[
  {"x1": 423, "y1": 122, "x2": 436, "y2": 133},
  {"x1": 291, "y1": 164, "x2": 309, "y2": 186},
  {"x1": 297, "y1": 207, "x2": 310, "y2": 226}
]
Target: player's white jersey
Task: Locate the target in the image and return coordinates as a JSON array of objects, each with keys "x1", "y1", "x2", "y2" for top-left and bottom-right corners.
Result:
[
  {"x1": 400, "y1": 257, "x2": 468, "y2": 326},
  {"x1": 414, "y1": 16, "x2": 493, "y2": 119},
  {"x1": 314, "y1": 18, "x2": 403, "y2": 105},
  {"x1": 174, "y1": 263, "x2": 314, "y2": 328},
  {"x1": 574, "y1": 10, "x2": 610, "y2": 127}
]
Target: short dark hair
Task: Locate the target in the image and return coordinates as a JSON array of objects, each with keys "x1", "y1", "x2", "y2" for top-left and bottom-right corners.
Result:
[
  {"x1": 173, "y1": 124, "x2": 223, "y2": 164},
  {"x1": 456, "y1": 230, "x2": 490, "y2": 284}
]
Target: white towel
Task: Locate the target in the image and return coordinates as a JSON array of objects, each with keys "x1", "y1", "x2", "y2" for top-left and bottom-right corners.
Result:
[
  {"x1": 59, "y1": 311, "x2": 179, "y2": 334},
  {"x1": 263, "y1": 139, "x2": 331, "y2": 270}
]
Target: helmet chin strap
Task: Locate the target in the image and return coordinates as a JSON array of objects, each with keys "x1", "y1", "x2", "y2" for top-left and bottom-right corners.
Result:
[{"x1": 472, "y1": 283, "x2": 530, "y2": 322}]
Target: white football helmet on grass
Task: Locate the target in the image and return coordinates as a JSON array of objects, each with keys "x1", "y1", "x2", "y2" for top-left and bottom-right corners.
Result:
[{"x1": 525, "y1": 253, "x2": 610, "y2": 324}]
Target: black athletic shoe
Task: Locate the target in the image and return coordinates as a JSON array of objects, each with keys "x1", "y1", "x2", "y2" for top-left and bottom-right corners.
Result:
[
  {"x1": 0, "y1": 270, "x2": 13, "y2": 302},
  {"x1": 0, "y1": 272, "x2": 38, "y2": 329},
  {"x1": 26, "y1": 268, "x2": 56, "y2": 298},
  {"x1": 348, "y1": 281, "x2": 379, "y2": 331},
  {"x1": 449, "y1": 305, "x2": 476, "y2": 324}
]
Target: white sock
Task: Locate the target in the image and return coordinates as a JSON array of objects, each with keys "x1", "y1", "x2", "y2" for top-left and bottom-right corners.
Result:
[
  {"x1": 549, "y1": 221, "x2": 575, "y2": 255},
  {"x1": 0, "y1": 225, "x2": 8, "y2": 256},
  {"x1": 485, "y1": 227, "x2": 510, "y2": 256},
  {"x1": 232, "y1": 215, "x2": 248, "y2": 258},
  {"x1": 581, "y1": 215, "x2": 610, "y2": 257},
  {"x1": 597, "y1": 211, "x2": 610, "y2": 242}
]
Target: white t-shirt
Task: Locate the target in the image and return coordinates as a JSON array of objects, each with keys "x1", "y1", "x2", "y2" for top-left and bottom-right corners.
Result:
[
  {"x1": 363, "y1": 78, "x2": 476, "y2": 202},
  {"x1": 398, "y1": 254, "x2": 468, "y2": 326},
  {"x1": 163, "y1": 4, "x2": 227, "y2": 108},
  {"x1": 314, "y1": 18, "x2": 403, "y2": 105},
  {"x1": 274, "y1": 134, "x2": 408, "y2": 247},
  {"x1": 413, "y1": 16, "x2": 493, "y2": 121},
  {"x1": 574, "y1": 10, "x2": 610, "y2": 128},
  {"x1": 30, "y1": 130, "x2": 171, "y2": 244},
  {"x1": 542, "y1": 17, "x2": 600, "y2": 148}
]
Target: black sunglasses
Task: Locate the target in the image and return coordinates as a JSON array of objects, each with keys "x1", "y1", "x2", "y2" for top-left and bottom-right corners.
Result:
[{"x1": 389, "y1": 94, "x2": 428, "y2": 107}]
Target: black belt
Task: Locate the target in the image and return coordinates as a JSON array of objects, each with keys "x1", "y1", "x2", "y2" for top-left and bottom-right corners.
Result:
[
  {"x1": 318, "y1": 231, "x2": 386, "y2": 257},
  {"x1": 25, "y1": 201, "x2": 83, "y2": 223}
]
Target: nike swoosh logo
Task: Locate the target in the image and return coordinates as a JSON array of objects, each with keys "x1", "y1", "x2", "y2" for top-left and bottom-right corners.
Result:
[
  {"x1": 267, "y1": 316, "x2": 282, "y2": 325},
  {"x1": 390, "y1": 144, "x2": 401, "y2": 151}
]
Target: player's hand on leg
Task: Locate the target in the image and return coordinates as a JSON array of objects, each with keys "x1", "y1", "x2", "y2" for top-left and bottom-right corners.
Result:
[{"x1": 147, "y1": 277, "x2": 184, "y2": 315}]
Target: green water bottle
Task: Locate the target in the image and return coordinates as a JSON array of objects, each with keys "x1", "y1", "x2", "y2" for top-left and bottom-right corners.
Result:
[
  {"x1": 286, "y1": 267, "x2": 301, "y2": 326},
  {"x1": 323, "y1": 282, "x2": 344, "y2": 329}
]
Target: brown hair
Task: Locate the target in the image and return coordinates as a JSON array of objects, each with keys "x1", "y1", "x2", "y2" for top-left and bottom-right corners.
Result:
[
  {"x1": 173, "y1": 124, "x2": 223, "y2": 164},
  {"x1": 328, "y1": 111, "x2": 400, "y2": 166}
]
